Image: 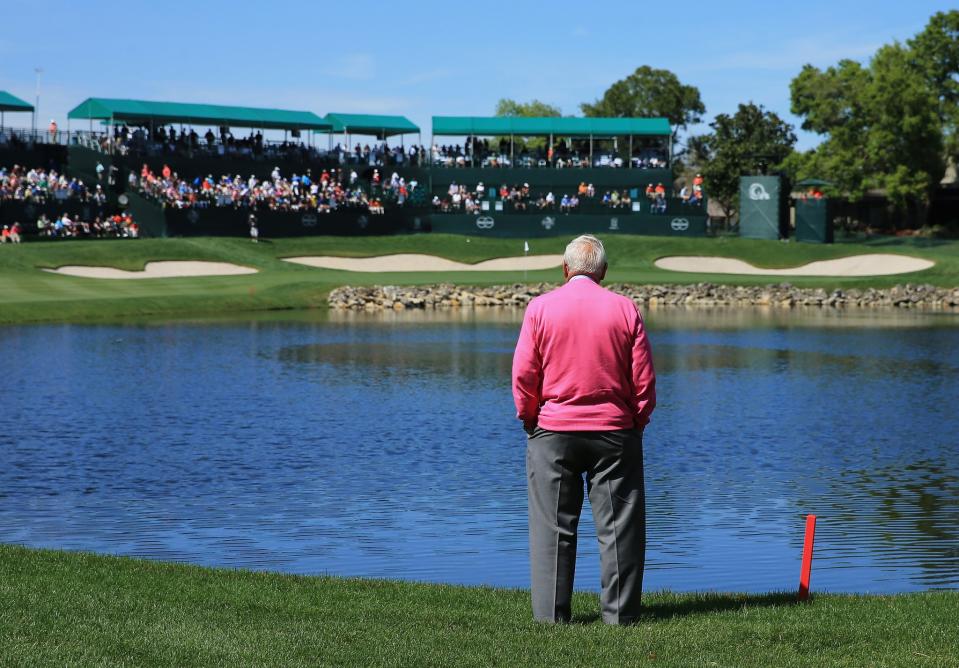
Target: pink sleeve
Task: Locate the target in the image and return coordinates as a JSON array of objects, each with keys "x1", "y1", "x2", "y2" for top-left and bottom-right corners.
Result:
[
  {"x1": 511, "y1": 306, "x2": 542, "y2": 424},
  {"x1": 631, "y1": 309, "x2": 657, "y2": 427}
]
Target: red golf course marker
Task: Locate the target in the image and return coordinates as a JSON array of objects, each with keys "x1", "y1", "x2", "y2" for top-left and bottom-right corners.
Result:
[{"x1": 798, "y1": 514, "x2": 817, "y2": 601}]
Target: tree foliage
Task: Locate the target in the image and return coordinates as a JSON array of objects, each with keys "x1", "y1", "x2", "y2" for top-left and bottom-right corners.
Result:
[
  {"x1": 691, "y1": 103, "x2": 796, "y2": 220},
  {"x1": 580, "y1": 66, "x2": 705, "y2": 147},
  {"x1": 492, "y1": 99, "x2": 562, "y2": 152},
  {"x1": 494, "y1": 99, "x2": 561, "y2": 118},
  {"x1": 908, "y1": 10, "x2": 959, "y2": 162},
  {"x1": 788, "y1": 11, "x2": 956, "y2": 212}
]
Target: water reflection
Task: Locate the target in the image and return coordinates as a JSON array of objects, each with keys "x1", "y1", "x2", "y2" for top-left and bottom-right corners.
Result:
[{"x1": 0, "y1": 308, "x2": 957, "y2": 593}]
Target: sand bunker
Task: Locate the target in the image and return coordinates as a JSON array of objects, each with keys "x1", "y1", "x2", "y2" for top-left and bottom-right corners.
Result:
[
  {"x1": 283, "y1": 253, "x2": 565, "y2": 272},
  {"x1": 654, "y1": 254, "x2": 934, "y2": 277},
  {"x1": 44, "y1": 261, "x2": 258, "y2": 279}
]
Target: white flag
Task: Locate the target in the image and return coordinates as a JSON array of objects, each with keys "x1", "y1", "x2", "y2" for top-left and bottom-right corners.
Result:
[{"x1": 524, "y1": 241, "x2": 530, "y2": 253}]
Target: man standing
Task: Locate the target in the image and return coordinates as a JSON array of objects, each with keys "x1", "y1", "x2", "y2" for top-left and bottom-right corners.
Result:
[{"x1": 512, "y1": 234, "x2": 656, "y2": 625}]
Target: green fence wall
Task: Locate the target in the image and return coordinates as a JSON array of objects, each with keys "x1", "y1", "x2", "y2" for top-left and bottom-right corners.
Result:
[
  {"x1": 739, "y1": 176, "x2": 787, "y2": 240},
  {"x1": 795, "y1": 198, "x2": 833, "y2": 243},
  {"x1": 429, "y1": 212, "x2": 706, "y2": 238},
  {"x1": 162, "y1": 205, "x2": 421, "y2": 237}
]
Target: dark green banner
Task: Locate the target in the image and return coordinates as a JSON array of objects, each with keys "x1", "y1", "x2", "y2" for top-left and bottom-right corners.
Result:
[
  {"x1": 429, "y1": 212, "x2": 706, "y2": 238},
  {"x1": 739, "y1": 176, "x2": 786, "y2": 240}
]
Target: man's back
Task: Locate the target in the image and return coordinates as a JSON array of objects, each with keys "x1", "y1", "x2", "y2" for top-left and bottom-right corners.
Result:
[{"x1": 512, "y1": 277, "x2": 655, "y2": 432}]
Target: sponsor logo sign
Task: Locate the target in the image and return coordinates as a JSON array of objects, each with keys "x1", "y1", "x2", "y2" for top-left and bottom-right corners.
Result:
[
  {"x1": 670, "y1": 217, "x2": 690, "y2": 231},
  {"x1": 609, "y1": 217, "x2": 619, "y2": 231},
  {"x1": 541, "y1": 216, "x2": 555, "y2": 230},
  {"x1": 301, "y1": 213, "x2": 317, "y2": 228},
  {"x1": 748, "y1": 183, "x2": 771, "y2": 200},
  {"x1": 357, "y1": 215, "x2": 369, "y2": 229},
  {"x1": 476, "y1": 216, "x2": 495, "y2": 230}
]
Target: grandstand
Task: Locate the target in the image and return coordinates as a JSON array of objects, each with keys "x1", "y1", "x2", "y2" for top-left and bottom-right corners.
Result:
[{"x1": 0, "y1": 94, "x2": 709, "y2": 239}]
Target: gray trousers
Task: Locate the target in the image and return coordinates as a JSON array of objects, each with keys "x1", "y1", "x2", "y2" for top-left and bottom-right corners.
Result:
[{"x1": 526, "y1": 427, "x2": 645, "y2": 625}]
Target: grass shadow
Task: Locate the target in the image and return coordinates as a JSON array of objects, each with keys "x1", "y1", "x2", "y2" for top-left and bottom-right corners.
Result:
[
  {"x1": 567, "y1": 592, "x2": 799, "y2": 625},
  {"x1": 642, "y1": 592, "x2": 799, "y2": 621}
]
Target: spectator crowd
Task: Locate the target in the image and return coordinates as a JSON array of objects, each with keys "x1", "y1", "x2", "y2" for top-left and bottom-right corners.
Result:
[
  {"x1": 431, "y1": 177, "x2": 703, "y2": 214},
  {"x1": 135, "y1": 164, "x2": 418, "y2": 215},
  {"x1": 1, "y1": 164, "x2": 108, "y2": 205},
  {"x1": 431, "y1": 137, "x2": 669, "y2": 169}
]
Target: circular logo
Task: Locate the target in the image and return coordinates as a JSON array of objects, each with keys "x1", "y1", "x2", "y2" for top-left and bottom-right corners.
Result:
[
  {"x1": 541, "y1": 216, "x2": 555, "y2": 230},
  {"x1": 476, "y1": 216, "x2": 495, "y2": 230},
  {"x1": 187, "y1": 209, "x2": 200, "y2": 224},
  {"x1": 118, "y1": 194, "x2": 129, "y2": 206},
  {"x1": 748, "y1": 183, "x2": 771, "y2": 200},
  {"x1": 357, "y1": 215, "x2": 369, "y2": 229},
  {"x1": 670, "y1": 217, "x2": 690, "y2": 231},
  {"x1": 301, "y1": 213, "x2": 317, "y2": 228}
]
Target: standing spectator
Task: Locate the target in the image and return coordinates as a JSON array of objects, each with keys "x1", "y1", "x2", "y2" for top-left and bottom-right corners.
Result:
[
  {"x1": 1, "y1": 225, "x2": 9, "y2": 243},
  {"x1": 512, "y1": 234, "x2": 656, "y2": 625},
  {"x1": 48, "y1": 119, "x2": 58, "y2": 142},
  {"x1": 249, "y1": 212, "x2": 259, "y2": 243},
  {"x1": 96, "y1": 162, "x2": 105, "y2": 182}
]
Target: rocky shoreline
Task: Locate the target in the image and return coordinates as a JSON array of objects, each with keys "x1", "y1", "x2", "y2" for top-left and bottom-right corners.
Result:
[{"x1": 329, "y1": 283, "x2": 959, "y2": 310}]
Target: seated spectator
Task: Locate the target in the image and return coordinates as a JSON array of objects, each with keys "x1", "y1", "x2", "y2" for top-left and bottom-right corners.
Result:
[{"x1": 693, "y1": 173, "x2": 704, "y2": 193}]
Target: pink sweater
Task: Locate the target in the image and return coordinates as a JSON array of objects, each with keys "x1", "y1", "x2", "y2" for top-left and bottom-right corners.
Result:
[{"x1": 511, "y1": 277, "x2": 656, "y2": 431}]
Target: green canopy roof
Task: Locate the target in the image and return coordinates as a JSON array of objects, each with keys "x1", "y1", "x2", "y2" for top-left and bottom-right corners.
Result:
[
  {"x1": 318, "y1": 113, "x2": 419, "y2": 138},
  {"x1": 432, "y1": 116, "x2": 671, "y2": 137},
  {"x1": 0, "y1": 91, "x2": 33, "y2": 112},
  {"x1": 67, "y1": 98, "x2": 331, "y2": 131}
]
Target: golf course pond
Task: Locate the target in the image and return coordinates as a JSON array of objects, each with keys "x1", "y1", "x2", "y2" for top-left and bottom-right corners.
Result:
[{"x1": 1, "y1": 307, "x2": 957, "y2": 594}]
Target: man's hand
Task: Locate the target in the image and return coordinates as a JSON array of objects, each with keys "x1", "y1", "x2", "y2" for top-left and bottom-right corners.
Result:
[{"x1": 524, "y1": 421, "x2": 538, "y2": 436}]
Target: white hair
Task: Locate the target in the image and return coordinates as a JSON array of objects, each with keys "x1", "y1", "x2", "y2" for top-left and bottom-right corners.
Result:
[{"x1": 564, "y1": 234, "x2": 607, "y2": 276}]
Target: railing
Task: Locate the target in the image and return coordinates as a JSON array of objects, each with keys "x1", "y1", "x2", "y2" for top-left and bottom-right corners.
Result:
[
  {"x1": 429, "y1": 152, "x2": 669, "y2": 170},
  {"x1": 429, "y1": 196, "x2": 704, "y2": 216}
]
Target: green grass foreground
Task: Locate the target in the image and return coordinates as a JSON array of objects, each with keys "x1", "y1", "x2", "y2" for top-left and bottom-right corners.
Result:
[
  {"x1": 1, "y1": 545, "x2": 956, "y2": 667},
  {"x1": 1, "y1": 234, "x2": 957, "y2": 324}
]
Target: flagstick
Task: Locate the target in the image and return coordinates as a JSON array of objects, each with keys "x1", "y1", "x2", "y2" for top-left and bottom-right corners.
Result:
[{"x1": 523, "y1": 240, "x2": 528, "y2": 283}]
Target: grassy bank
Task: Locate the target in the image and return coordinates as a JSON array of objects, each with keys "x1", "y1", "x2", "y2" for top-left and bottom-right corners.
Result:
[
  {"x1": 1, "y1": 234, "x2": 958, "y2": 324},
  {"x1": 1, "y1": 545, "x2": 956, "y2": 666}
]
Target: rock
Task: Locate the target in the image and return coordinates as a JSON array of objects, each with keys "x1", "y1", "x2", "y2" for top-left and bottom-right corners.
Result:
[{"x1": 327, "y1": 283, "x2": 958, "y2": 312}]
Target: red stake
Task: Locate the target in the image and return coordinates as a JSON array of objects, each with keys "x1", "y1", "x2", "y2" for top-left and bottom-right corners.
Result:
[{"x1": 798, "y1": 514, "x2": 817, "y2": 601}]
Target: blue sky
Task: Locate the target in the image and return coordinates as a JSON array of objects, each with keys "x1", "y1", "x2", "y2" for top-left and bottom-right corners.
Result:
[{"x1": 2, "y1": 0, "x2": 954, "y2": 150}]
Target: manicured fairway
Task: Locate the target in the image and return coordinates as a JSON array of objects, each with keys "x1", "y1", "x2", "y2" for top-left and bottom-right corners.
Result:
[
  {"x1": 1, "y1": 545, "x2": 956, "y2": 667},
  {"x1": 1, "y1": 234, "x2": 956, "y2": 324}
]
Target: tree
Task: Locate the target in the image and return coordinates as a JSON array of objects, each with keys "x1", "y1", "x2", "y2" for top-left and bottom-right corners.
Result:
[
  {"x1": 789, "y1": 48, "x2": 944, "y2": 211},
  {"x1": 494, "y1": 99, "x2": 561, "y2": 118},
  {"x1": 788, "y1": 13, "x2": 952, "y2": 220},
  {"x1": 492, "y1": 99, "x2": 561, "y2": 152},
  {"x1": 691, "y1": 103, "x2": 797, "y2": 222},
  {"x1": 580, "y1": 66, "x2": 705, "y2": 151},
  {"x1": 907, "y1": 10, "x2": 959, "y2": 163}
]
